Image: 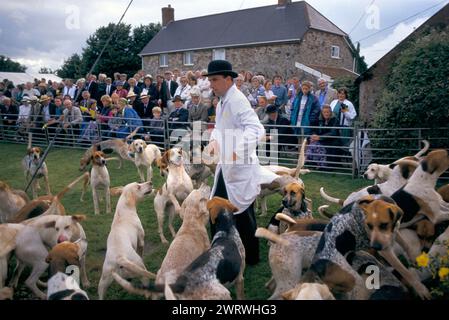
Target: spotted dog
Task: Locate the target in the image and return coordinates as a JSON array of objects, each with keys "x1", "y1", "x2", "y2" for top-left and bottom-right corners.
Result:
[
  {"x1": 320, "y1": 157, "x2": 419, "y2": 207},
  {"x1": 391, "y1": 149, "x2": 449, "y2": 226},
  {"x1": 362, "y1": 140, "x2": 429, "y2": 184},
  {"x1": 345, "y1": 250, "x2": 409, "y2": 300},
  {"x1": 164, "y1": 197, "x2": 245, "y2": 300},
  {"x1": 255, "y1": 227, "x2": 322, "y2": 300},
  {"x1": 302, "y1": 196, "x2": 431, "y2": 299}
]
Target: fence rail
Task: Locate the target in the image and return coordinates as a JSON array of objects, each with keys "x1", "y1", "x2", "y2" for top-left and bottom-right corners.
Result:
[{"x1": 0, "y1": 114, "x2": 447, "y2": 180}]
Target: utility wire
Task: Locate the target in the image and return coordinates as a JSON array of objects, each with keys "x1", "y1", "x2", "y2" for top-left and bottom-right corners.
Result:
[
  {"x1": 26, "y1": 0, "x2": 134, "y2": 193},
  {"x1": 348, "y1": 0, "x2": 376, "y2": 35},
  {"x1": 356, "y1": 0, "x2": 447, "y2": 43}
]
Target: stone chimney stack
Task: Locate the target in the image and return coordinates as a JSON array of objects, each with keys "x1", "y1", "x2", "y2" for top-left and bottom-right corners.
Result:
[
  {"x1": 278, "y1": 0, "x2": 292, "y2": 6},
  {"x1": 162, "y1": 5, "x2": 174, "y2": 27}
]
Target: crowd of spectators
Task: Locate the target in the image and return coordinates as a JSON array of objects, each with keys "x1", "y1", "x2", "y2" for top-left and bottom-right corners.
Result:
[{"x1": 0, "y1": 68, "x2": 357, "y2": 168}]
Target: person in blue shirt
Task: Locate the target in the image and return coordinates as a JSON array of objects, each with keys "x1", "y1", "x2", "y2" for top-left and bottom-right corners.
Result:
[
  {"x1": 116, "y1": 98, "x2": 143, "y2": 139},
  {"x1": 271, "y1": 75, "x2": 288, "y2": 109},
  {"x1": 290, "y1": 81, "x2": 320, "y2": 137}
]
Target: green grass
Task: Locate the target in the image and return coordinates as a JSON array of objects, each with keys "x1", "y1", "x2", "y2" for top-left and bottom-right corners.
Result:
[{"x1": 0, "y1": 142, "x2": 370, "y2": 300}]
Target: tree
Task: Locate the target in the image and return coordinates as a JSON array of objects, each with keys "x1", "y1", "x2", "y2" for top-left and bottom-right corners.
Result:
[
  {"x1": 371, "y1": 26, "x2": 449, "y2": 156},
  {"x1": 56, "y1": 22, "x2": 161, "y2": 79},
  {"x1": 39, "y1": 67, "x2": 54, "y2": 74},
  {"x1": 0, "y1": 55, "x2": 26, "y2": 72}
]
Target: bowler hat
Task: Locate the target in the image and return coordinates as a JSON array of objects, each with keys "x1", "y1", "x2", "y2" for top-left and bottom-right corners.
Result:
[
  {"x1": 266, "y1": 105, "x2": 278, "y2": 114},
  {"x1": 204, "y1": 60, "x2": 238, "y2": 78}
]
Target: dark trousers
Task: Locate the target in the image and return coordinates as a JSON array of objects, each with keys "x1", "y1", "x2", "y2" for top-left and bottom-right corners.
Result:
[{"x1": 211, "y1": 170, "x2": 260, "y2": 265}]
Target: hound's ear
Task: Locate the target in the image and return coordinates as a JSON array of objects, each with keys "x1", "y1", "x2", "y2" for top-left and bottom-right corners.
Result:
[
  {"x1": 198, "y1": 198, "x2": 209, "y2": 216},
  {"x1": 300, "y1": 189, "x2": 308, "y2": 213},
  {"x1": 389, "y1": 205, "x2": 403, "y2": 226},
  {"x1": 142, "y1": 141, "x2": 147, "y2": 148},
  {"x1": 281, "y1": 186, "x2": 287, "y2": 196},
  {"x1": 27, "y1": 148, "x2": 33, "y2": 154},
  {"x1": 36, "y1": 147, "x2": 42, "y2": 153},
  {"x1": 129, "y1": 142, "x2": 136, "y2": 153},
  {"x1": 357, "y1": 196, "x2": 375, "y2": 211},
  {"x1": 161, "y1": 150, "x2": 170, "y2": 167},
  {"x1": 98, "y1": 151, "x2": 105, "y2": 157},
  {"x1": 71, "y1": 215, "x2": 86, "y2": 223}
]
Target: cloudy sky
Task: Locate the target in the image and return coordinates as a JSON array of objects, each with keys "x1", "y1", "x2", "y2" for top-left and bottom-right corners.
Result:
[{"x1": 0, "y1": 0, "x2": 446, "y2": 72}]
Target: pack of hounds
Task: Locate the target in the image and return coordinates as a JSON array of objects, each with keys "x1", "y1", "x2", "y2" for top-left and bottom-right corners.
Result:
[{"x1": 1, "y1": 136, "x2": 449, "y2": 300}]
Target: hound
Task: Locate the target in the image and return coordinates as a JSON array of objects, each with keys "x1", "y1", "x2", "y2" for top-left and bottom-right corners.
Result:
[
  {"x1": 79, "y1": 138, "x2": 133, "y2": 171},
  {"x1": 98, "y1": 181, "x2": 156, "y2": 300},
  {"x1": 390, "y1": 149, "x2": 449, "y2": 225},
  {"x1": 257, "y1": 139, "x2": 309, "y2": 216},
  {"x1": 320, "y1": 156, "x2": 419, "y2": 207},
  {"x1": 164, "y1": 197, "x2": 245, "y2": 300},
  {"x1": 110, "y1": 185, "x2": 212, "y2": 299},
  {"x1": 22, "y1": 146, "x2": 51, "y2": 199},
  {"x1": 46, "y1": 242, "x2": 89, "y2": 300},
  {"x1": 18, "y1": 214, "x2": 90, "y2": 289},
  {"x1": 301, "y1": 196, "x2": 431, "y2": 299},
  {"x1": 282, "y1": 283, "x2": 335, "y2": 300},
  {"x1": 47, "y1": 272, "x2": 89, "y2": 300},
  {"x1": 129, "y1": 139, "x2": 162, "y2": 182},
  {"x1": 363, "y1": 140, "x2": 429, "y2": 184},
  {"x1": 255, "y1": 227, "x2": 322, "y2": 300},
  {"x1": 0, "y1": 180, "x2": 29, "y2": 223},
  {"x1": 266, "y1": 182, "x2": 313, "y2": 235},
  {"x1": 80, "y1": 151, "x2": 112, "y2": 215},
  {"x1": 158, "y1": 146, "x2": 213, "y2": 188},
  {"x1": 154, "y1": 147, "x2": 194, "y2": 244}
]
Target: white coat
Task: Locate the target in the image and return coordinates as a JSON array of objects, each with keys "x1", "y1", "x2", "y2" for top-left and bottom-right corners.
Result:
[{"x1": 209, "y1": 84, "x2": 278, "y2": 214}]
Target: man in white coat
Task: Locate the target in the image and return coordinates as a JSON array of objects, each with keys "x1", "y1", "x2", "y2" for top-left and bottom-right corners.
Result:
[{"x1": 204, "y1": 60, "x2": 278, "y2": 265}]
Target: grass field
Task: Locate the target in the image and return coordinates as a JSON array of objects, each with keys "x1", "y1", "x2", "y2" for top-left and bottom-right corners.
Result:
[{"x1": 0, "y1": 142, "x2": 371, "y2": 300}]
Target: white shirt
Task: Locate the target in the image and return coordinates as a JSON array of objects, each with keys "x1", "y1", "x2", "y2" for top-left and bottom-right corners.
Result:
[
  {"x1": 18, "y1": 104, "x2": 31, "y2": 121},
  {"x1": 197, "y1": 77, "x2": 211, "y2": 99},
  {"x1": 209, "y1": 84, "x2": 278, "y2": 214},
  {"x1": 63, "y1": 85, "x2": 76, "y2": 99},
  {"x1": 174, "y1": 84, "x2": 192, "y2": 107},
  {"x1": 296, "y1": 95, "x2": 308, "y2": 126},
  {"x1": 330, "y1": 99, "x2": 357, "y2": 127},
  {"x1": 43, "y1": 104, "x2": 51, "y2": 122}
]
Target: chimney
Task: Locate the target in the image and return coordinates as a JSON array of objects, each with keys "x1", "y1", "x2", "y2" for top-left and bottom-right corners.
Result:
[
  {"x1": 162, "y1": 5, "x2": 174, "y2": 27},
  {"x1": 278, "y1": 0, "x2": 292, "y2": 6}
]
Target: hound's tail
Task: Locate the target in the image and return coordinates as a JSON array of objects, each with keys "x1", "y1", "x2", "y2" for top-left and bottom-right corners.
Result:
[
  {"x1": 164, "y1": 283, "x2": 177, "y2": 300},
  {"x1": 320, "y1": 187, "x2": 344, "y2": 206},
  {"x1": 275, "y1": 213, "x2": 297, "y2": 229},
  {"x1": 56, "y1": 172, "x2": 90, "y2": 201},
  {"x1": 112, "y1": 272, "x2": 161, "y2": 299},
  {"x1": 27, "y1": 132, "x2": 32, "y2": 150},
  {"x1": 318, "y1": 205, "x2": 335, "y2": 220},
  {"x1": 255, "y1": 227, "x2": 288, "y2": 246},
  {"x1": 117, "y1": 256, "x2": 156, "y2": 279},
  {"x1": 294, "y1": 139, "x2": 308, "y2": 180},
  {"x1": 414, "y1": 140, "x2": 430, "y2": 159}
]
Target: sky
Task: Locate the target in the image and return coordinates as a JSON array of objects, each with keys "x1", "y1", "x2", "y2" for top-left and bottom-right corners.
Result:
[{"x1": 0, "y1": 0, "x2": 447, "y2": 73}]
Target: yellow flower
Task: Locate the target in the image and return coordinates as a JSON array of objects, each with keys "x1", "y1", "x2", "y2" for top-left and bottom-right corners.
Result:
[
  {"x1": 439, "y1": 267, "x2": 449, "y2": 280},
  {"x1": 416, "y1": 253, "x2": 429, "y2": 268}
]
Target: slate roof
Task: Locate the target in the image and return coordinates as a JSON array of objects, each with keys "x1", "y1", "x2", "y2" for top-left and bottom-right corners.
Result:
[{"x1": 140, "y1": 1, "x2": 347, "y2": 56}]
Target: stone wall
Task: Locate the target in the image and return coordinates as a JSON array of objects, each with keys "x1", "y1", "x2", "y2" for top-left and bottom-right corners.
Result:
[
  {"x1": 298, "y1": 29, "x2": 354, "y2": 71},
  {"x1": 142, "y1": 29, "x2": 354, "y2": 80}
]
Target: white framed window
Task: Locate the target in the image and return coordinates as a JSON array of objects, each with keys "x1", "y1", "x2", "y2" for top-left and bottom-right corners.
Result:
[
  {"x1": 213, "y1": 48, "x2": 226, "y2": 60},
  {"x1": 183, "y1": 51, "x2": 194, "y2": 66},
  {"x1": 331, "y1": 45, "x2": 340, "y2": 59},
  {"x1": 159, "y1": 54, "x2": 168, "y2": 67}
]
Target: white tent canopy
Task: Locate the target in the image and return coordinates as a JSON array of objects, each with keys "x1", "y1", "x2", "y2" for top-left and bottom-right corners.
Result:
[{"x1": 0, "y1": 72, "x2": 62, "y2": 85}]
